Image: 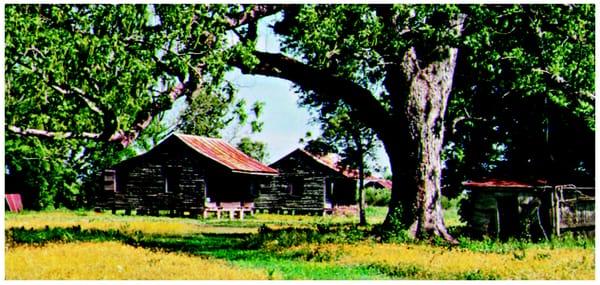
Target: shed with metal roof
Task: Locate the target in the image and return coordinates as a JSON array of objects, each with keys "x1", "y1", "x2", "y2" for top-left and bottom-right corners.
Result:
[
  {"x1": 461, "y1": 178, "x2": 594, "y2": 240},
  {"x1": 99, "y1": 133, "x2": 277, "y2": 218}
]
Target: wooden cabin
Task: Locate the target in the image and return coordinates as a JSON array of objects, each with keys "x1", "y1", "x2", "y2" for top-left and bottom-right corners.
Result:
[
  {"x1": 461, "y1": 179, "x2": 595, "y2": 240},
  {"x1": 100, "y1": 133, "x2": 278, "y2": 218},
  {"x1": 255, "y1": 148, "x2": 358, "y2": 215}
]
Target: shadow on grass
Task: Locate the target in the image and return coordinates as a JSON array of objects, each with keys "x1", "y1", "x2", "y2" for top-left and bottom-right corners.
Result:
[
  {"x1": 6, "y1": 224, "x2": 593, "y2": 280},
  {"x1": 5, "y1": 225, "x2": 390, "y2": 280},
  {"x1": 6, "y1": 226, "x2": 252, "y2": 254}
]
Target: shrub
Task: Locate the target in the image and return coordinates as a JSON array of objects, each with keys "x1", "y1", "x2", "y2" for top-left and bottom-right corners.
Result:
[
  {"x1": 365, "y1": 187, "x2": 391, "y2": 206},
  {"x1": 245, "y1": 224, "x2": 370, "y2": 250}
]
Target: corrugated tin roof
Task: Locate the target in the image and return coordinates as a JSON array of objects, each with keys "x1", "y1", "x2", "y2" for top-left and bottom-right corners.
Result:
[
  {"x1": 297, "y1": 149, "x2": 359, "y2": 178},
  {"x1": 174, "y1": 134, "x2": 278, "y2": 175},
  {"x1": 462, "y1": 179, "x2": 548, "y2": 188}
]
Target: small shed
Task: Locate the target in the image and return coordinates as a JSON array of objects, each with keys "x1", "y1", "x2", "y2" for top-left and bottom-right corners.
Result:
[
  {"x1": 461, "y1": 179, "x2": 594, "y2": 240},
  {"x1": 255, "y1": 148, "x2": 358, "y2": 215},
  {"x1": 100, "y1": 133, "x2": 278, "y2": 218}
]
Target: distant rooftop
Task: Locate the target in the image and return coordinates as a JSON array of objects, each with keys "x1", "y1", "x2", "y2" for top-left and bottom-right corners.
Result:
[{"x1": 462, "y1": 178, "x2": 549, "y2": 188}]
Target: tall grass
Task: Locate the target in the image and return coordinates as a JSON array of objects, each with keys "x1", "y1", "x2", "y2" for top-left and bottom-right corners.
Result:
[
  {"x1": 6, "y1": 242, "x2": 272, "y2": 280},
  {"x1": 281, "y1": 242, "x2": 594, "y2": 279},
  {"x1": 5, "y1": 210, "x2": 256, "y2": 235},
  {"x1": 5, "y1": 208, "x2": 595, "y2": 280}
]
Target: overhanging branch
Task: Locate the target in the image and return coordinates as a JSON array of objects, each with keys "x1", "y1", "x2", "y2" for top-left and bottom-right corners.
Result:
[
  {"x1": 231, "y1": 51, "x2": 394, "y2": 140},
  {"x1": 7, "y1": 81, "x2": 191, "y2": 148}
]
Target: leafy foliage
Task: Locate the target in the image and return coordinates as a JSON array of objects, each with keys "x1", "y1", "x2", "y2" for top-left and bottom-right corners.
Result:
[
  {"x1": 444, "y1": 4, "x2": 595, "y2": 194},
  {"x1": 5, "y1": 4, "x2": 242, "y2": 208},
  {"x1": 365, "y1": 187, "x2": 391, "y2": 207},
  {"x1": 237, "y1": 137, "x2": 269, "y2": 162}
]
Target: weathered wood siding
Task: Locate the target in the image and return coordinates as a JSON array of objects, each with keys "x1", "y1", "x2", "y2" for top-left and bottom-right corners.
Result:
[
  {"x1": 107, "y1": 139, "x2": 210, "y2": 213},
  {"x1": 552, "y1": 186, "x2": 595, "y2": 236},
  {"x1": 257, "y1": 150, "x2": 357, "y2": 212},
  {"x1": 255, "y1": 175, "x2": 328, "y2": 211},
  {"x1": 465, "y1": 186, "x2": 595, "y2": 239}
]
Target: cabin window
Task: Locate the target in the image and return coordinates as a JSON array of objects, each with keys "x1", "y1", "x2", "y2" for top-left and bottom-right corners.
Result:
[
  {"x1": 249, "y1": 182, "x2": 260, "y2": 197},
  {"x1": 164, "y1": 167, "x2": 180, "y2": 194},
  {"x1": 324, "y1": 178, "x2": 334, "y2": 202},
  {"x1": 288, "y1": 178, "x2": 304, "y2": 196},
  {"x1": 104, "y1": 170, "x2": 117, "y2": 192}
]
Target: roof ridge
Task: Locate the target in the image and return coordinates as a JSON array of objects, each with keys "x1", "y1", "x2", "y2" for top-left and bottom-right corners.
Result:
[
  {"x1": 297, "y1": 148, "x2": 359, "y2": 178},
  {"x1": 172, "y1": 133, "x2": 277, "y2": 175}
]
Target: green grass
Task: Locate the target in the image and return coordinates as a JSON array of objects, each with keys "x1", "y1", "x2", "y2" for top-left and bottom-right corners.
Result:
[
  {"x1": 206, "y1": 249, "x2": 392, "y2": 280},
  {"x1": 5, "y1": 202, "x2": 595, "y2": 280}
]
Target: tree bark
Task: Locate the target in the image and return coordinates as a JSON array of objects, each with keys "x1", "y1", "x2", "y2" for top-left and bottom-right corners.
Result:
[{"x1": 383, "y1": 16, "x2": 465, "y2": 242}]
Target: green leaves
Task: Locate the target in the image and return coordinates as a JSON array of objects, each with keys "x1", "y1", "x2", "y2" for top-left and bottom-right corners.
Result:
[
  {"x1": 236, "y1": 137, "x2": 268, "y2": 162},
  {"x1": 5, "y1": 4, "x2": 242, "y2": 209}
]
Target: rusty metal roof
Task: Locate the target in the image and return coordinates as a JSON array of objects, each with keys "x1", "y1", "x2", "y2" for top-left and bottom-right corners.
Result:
[
  {"x1": 462, "y1": 179, "x2": 549, "y2": 188},
  {"x1": 296, "y1": 149, "x2": 359, "y2": 178},
  {"x1": 366, "y1": 179, "x2": 393, "y2": 189},
  {"x1": 174, "y1": 134, "x2": 278, "y2": 175}
]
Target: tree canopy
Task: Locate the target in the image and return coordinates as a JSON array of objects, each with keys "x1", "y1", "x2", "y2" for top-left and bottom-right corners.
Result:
[
  {"x1": 5, "y1": 4, "x2": 276, "y2": 208},
  {"x1": 231, "y1": 4, "x2": 595, "y2": 240}
]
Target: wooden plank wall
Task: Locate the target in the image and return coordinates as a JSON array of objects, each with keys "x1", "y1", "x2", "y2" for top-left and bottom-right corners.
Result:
[
  {"x1": 466, "y1": 186, "x2": 595, "y2": 239},
  {"x1": 257, "y1": 150, "x2": 357, "y2": 213},
  {"x1": 255, "y1": 175, "x2": 327, "y2": 211},
  {"x1": 553, "y1": 186, "x2": 595, "y2": 235},
  {"x1": 106, "y1": 143, "x2": 207, "y2": 215}
]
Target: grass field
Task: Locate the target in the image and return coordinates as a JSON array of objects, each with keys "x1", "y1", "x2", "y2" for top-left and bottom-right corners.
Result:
[{"x1": 4, "y1": 206, "x2": 595, "y2": 280}]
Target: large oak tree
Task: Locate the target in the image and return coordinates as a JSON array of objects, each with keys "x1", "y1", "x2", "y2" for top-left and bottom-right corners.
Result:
[{"x1": 230, "y1": 4, "x2": 594, "y2": 240}]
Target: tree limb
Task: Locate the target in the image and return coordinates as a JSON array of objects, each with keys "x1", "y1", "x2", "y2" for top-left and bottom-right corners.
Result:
[
  {"x1": 9, "y1": 5, "x2": 283, "y2": 148},
  {"x1": 231, "y1": 51, "x2": 394, "y2": 140},
  {"x1": 7, "y1": 126, "x2": 103, "y2": 140},
  {"x1": 7, "y1": 81, "x2": 191, "y2": 148}
]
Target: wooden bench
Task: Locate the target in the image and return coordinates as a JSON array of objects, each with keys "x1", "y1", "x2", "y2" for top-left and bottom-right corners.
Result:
[
  {"x1": 242, "y1": 201, "x2": 255, "y2": 217},
  {"x1": 203, "y1": 202, "x2": 222, "y2": 219},
  {"x1": 220, "y1": 202, "x2": 242, "y2": 220},
  {"x1": 202, "y1": 201, "x2": 255, "y2": 220}
]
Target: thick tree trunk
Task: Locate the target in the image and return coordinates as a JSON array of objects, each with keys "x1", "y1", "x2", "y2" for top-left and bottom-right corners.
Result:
[{"x1": 383, "y1": 46, "x2": 462, "y2": 242}]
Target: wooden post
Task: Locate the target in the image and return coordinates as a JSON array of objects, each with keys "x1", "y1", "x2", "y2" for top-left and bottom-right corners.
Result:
[
  {"x1": 554, "y1": 186, "x2": 562, "y2": 236},
  {"x1": 550, "y1": 188, "x2": 556, "y2": 237}
]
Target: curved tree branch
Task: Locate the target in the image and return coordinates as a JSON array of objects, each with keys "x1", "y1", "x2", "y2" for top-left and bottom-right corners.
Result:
[
  {"x1": 231, "y1": 51, "x2": 395, "y2": 141},
  {"x1": 8, "y1": 5, "x2": 284, "y2": 148}
]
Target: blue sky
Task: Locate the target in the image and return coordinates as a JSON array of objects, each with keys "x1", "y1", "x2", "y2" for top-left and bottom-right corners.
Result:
[
  {"x1": 222, "y1": 70, "x2": 321, "y2": 163},
  {"x1": 223, "y1": 69, "x2": 390, "y2": 174}
]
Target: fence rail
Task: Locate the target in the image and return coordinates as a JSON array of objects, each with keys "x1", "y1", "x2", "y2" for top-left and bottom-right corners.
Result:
[{"x1": 551, "y1": 185, "x2": 595, "y2": 236}]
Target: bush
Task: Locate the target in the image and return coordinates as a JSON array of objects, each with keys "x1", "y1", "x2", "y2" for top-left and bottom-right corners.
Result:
[
  {"x1": 245, "y1": 224, "x2": 370, "y2": 250},
  {"x1": 365, "y1": 187, "x2": 391, "y2": 206}
]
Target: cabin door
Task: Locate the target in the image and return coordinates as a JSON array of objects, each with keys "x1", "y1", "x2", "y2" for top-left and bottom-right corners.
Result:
[
  {"x1": 104, "y1": 170, "x2": 117, "y2": 192},
  {"x1": 324, "y1": 178, "x2": 334, "y2": 208}
]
